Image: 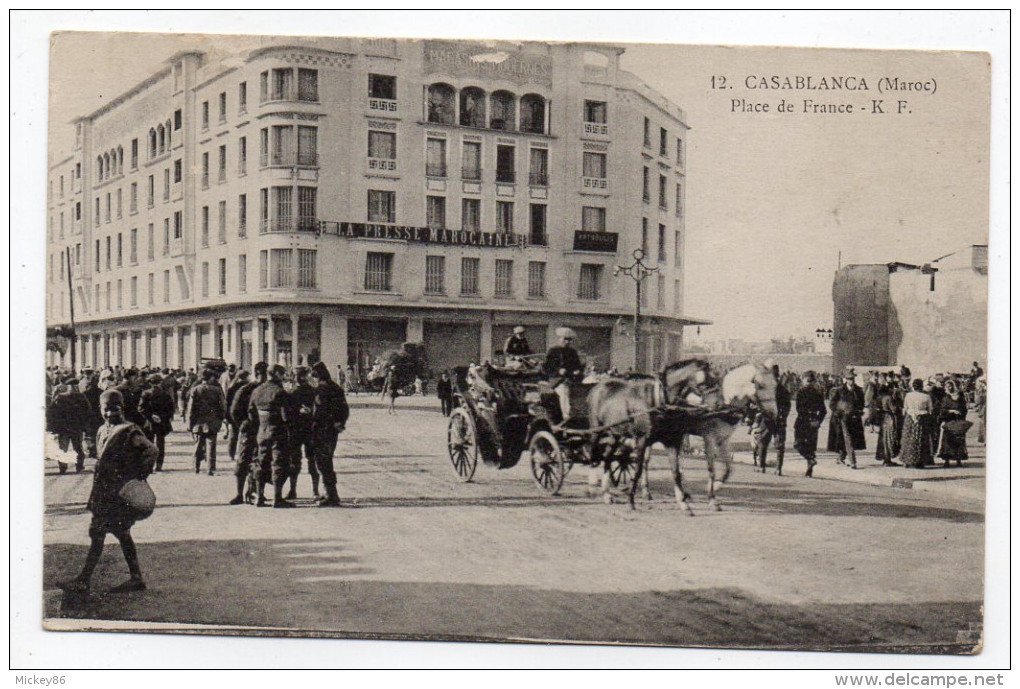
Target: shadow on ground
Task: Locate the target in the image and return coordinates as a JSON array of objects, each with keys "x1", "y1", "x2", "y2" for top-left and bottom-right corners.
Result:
[{"x1": 44, "y1": 538, "x2": 980, "y2": 653}]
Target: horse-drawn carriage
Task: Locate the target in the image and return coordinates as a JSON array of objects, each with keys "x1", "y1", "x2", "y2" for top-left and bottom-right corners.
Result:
[
  {"x1": 445, "y1": 364, "x2": 644, "y2": 495},
  {"x1": 365, "y1": 343, "x2": 427, "y2": 395}
]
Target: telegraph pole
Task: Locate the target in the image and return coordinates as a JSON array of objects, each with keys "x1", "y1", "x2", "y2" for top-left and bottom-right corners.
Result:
[
  {"x1": 615, "y1": 248, "x2": 659, "y2": 372},
  {"x1": 65, "y1": 245, "x2": 77, "y2": 372}
]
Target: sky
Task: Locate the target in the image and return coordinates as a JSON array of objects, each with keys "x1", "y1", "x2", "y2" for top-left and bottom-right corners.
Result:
[{"x1": 46, "y1": 22, "x2": 991, "y2": 343}]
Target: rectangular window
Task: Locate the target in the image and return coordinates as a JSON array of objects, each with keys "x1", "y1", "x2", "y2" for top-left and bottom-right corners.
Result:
[
  {"x1": 259, "y1": 128, "x2": 269, "y2": 167},
  {"x1": 494, "y1": 259, "x2": 513, "y2": 297},
  {"x1": 583, "y1": 152, "x2": 607, "y2": 179},
  {"x1": 426, "y1": 196, "x2": 446, "y2": 229},
  {"x1": 163, "y1": 169, "x2": 170, "y2": 200},
  {"x1": 218, "y1": 145, "x2": 227, "y2": 181},
  {"x1": 368, "y1": 74, "x2": 396, "y2": 100},
  {"x1": 238, "y1": 136, "x2": 247, "y2": 175},
  {"x1": 95, "y1": 198, "x2": 100, "y2": 224},
  {"x1": 130, "y1": 276, "x2": 138, "y2": 307},
  {"x1": 462, "y1": 198, "x2": 480, "y2": 231},
  {"x1": 529, "y1": 204, "x2": 547, "y2": 246},
  {"x1": 367, "y1": 190, "x2": 395, "y2": 223},
  {"x1": 426, "y1": 138, "x2": 446, "y2": 177},
  {"x1": 259, "y1": 250, "x2": 268, "y2": 288},
  {"x1": 658, "y1": 223, "x2": 667, "y2": 262},
  {"x1": 297, "y1": 187, "x2": 317, "y2": 231},
  {"x1": 660, "y1": 127, "x2": 668, "y2": 156},
  {"x1": 238, "y1": 82, "x2": 247, "y2": 113},
  {"x1": 643, "y1": 167, "x2": 650, "y2": 202},
  {"x1": 218, "y1": 258, "x2": 227, "y2": 295},
  {"x1": 496, "y1": 144, "x2": 515, "y2": 183},
  {"x1": 273, "y1": 186, "x2": 293, "y2": 231},
  {"x1": 364, "y1": 252, "x2": 393, "y2": 291},
  {"x1": 131, "y1": 139, "x2": 138, "y2": 169},
  {"x1": 218, "y1": 92, "x2": 227, "y2": 122},
  {"x1": 260, "y1": 188, "x2": 269, "y2": 229},
  {"x1": 147, "y1": 273, "x2": 154, "y2": 305},
  {"x1": 201, "y1": 262, "x2": 209, "y2": 297},
  {"x1": 260, "y1": 71, "x2": 269, "y2": 102},
  {"x1": 117, "y1": 280, "x2": 123, "y2": 310},
  {"x1": 202, "y1": 101, "x2": 209, "y2": 130},
  {"x1": 657, "y1": 274, "x2": 666, "y2": 309},
  {"x1": 270, "y1": 125, "x2": 292, "y2": 166},
  {"x1": 676, "y1": 184, "x2": 684, "y2": 219},
  {"x1": 641, "y1": 218, "x2": 649, "y2": 255},
  {"x1": 460, "y1": 257, "x2": 480, "y2": 296},
  {"x1": 130, "y1": 182, "x2": 138, "y2": 213},
  {"x1": 496, "y1": 201, "x2": 514, "y2": 234},
  {"x1": 659, "y1": 175, "x2": 668, "y2": 210},
  {"x1": 298, "y1": 68, "x2": 318, "y2": 101},
  {"x1": 116, "y1": 233, "x2": 123, "y2": 267},
  {"x1": 298, "y1": 249, "x2": 317, "y2": 289},
  {"x1": 163, "y1": 219, "x2": 170, "y2": 254},
  {"x1": 368, "y1": 130, "x2": 396, "y2": 160},
  {"x1": 272, "y1": 68, "x2": 291, "y2": 100},
  {"x1": 528, "y1": 261, "x2": 546, "y2": 298},
  {"x1": 529, "y1": 148, "x2": 548, "y2": 186},
  {"x1": 584, "y1": 100, "x2": 607, "y2": 124},
  {"x1": 105, "y1": 236, "x2": 111, "y2": 270},
  {"x1": 270, "y1": 249, "x2": 292, "y2": 288},
  {"x1": 297, "y1": 126, "x2": 317, "y2": 166},
  {"x1": 105, "y1": 281, "x2": 111, "y2": 311},
  {"x1": 424, "y1": 255, "x2": 445, "y2": 294},
  {"x1": 95, "y1": 284, "x2": 100, "y2": 312},
  {"x1": 147, "y1": 224, "x2": 154, "y2": 261},
  {"x1": 130, "y1": 228, "x2": 138, "y2": 264},
  {"x1": 582, "y1": 206, "x2": 606, "y2": 233},
  {"x1": 238, "y1": 254, "x2": 247, "y2": 293},
  {"x1": 174, "y1": 210, "x2": 183, "y2": 239},
  {"x1": 674, "y1": 279, "x2": 681, "y2": 311},
  {"x1": 462, "y1": 141, "x2": 482, "y2": 180},
  {"x1": 105, "y1": 193, "x2": 111, "y2": 222},
  {"x1": 75, "y1": 201, "x2": 81, "y2": 221},
  {"x1": 578, "y1": 264, "x2": 602, "y2": 300},
  {"x1": 202, "y1": 152, "x2": 210, "y2": 188},
  {"x1": 233, "y1": 194, "x2": 246, "y2": 238},
  {"x1": 163, "y1": 270, "x2": 170, "y2": 303},
  {"x1": 643, "y1": 117, "x2": 651, "y2": 147},
  {"x1": 201, "y1": 206, "x2": 210, "y2": 246},
  {"x1": 95, "y1": 239, "x2": 100, "y2": 272},
  {"x1": 218, "y1": 201, "x2": 227, "y2": 243},
  {"x1": 147, "y1": 175, "x2": 155, "y2": 207},
  {"x1": 675, "y1": 230, "x2": 682, "y2": 267},
  {"x1": 116, "y1": 188, "x2": 122, "y2": 218},
  {"x1": 174, "y1": 108, "x2": 182, "y2": 130}
]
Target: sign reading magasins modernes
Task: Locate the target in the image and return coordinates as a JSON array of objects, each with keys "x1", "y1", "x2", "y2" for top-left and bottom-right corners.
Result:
[
  {"x1": 423, "y1": 40, "x2": 553, "y2": 87},
  {"x1": 324, "y1": 222, "x2": 529, "y2": 248}
]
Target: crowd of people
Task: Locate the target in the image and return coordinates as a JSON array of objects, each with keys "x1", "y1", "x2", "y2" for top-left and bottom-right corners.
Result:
[{"x1": 751, "y1": 361, "x2": 986, "y2": 475}]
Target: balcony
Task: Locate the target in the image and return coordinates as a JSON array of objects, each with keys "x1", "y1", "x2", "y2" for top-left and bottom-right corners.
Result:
[
  {"x1": 369, "y1": 98, "x2": 397, "y2": 113},
  {"x1": 426, "y1": 163, "x2": 447, "y2": 178},
  {"x1": 529, "y1": 172, "x2": 548, "y2": 187},
  {"x1": 263, "y1": 153, "x2": 319, "y2": 168},
  {"x1": 461, "y1": 167, "x2": 482, "y2": 181},
  {"x1": 259, "y1": 217, "x2": 319, "y2": 234},
  {"x1": 583, "y1": 122, "x2": 609, "y2": 137},
  {"x1": 582, "y1": 177, "x2": 608, "y2": 192},
  {"x1": 368, "y1": 158, "x2": 397, "y2": 172}
]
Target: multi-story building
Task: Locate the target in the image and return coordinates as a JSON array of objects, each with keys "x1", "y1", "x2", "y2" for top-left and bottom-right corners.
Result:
[{"x1": 46, "y1": 37, "x2": 705, "y2": 376}]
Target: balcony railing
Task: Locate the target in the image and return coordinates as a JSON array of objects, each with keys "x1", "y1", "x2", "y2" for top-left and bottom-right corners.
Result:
[
  {"x1": 584, "y1": 122, "x2": 609, "y2": 136},
  {"x1": 368, "y1": 158, "x2": 396, "y2": 172},
  {"x1": 529, "y1": 172, "x2": 548, "y2": 187},
  {"x1": 426, "y1": 163, "x2": 447, "y2": 178},
  {"x1": 496, "y1": 170, "x2": 516, "y2": 184},
  {"x1": 461, "y1": 167, "x2": 482, "y2": 181},
  {"x1": 263, "y1": 153, "x2": 320, "y2": 168},
  {"x1": 259, "y1": 217, "x2": 320, "y2": 234},
  {"x1": 369, "y1": 98, "x2": 397, "y2": 112},
  {"x1": 583, "y1": 177, "x2": 608, "y2": 191}
]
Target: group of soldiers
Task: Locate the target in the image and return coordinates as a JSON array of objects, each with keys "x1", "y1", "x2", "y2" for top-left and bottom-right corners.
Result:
[{"x1": 46, "y1": 359, "x2": 350, "y2": 509}]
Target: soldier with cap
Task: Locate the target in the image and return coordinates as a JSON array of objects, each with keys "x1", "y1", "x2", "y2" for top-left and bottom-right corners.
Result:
[
  {"x1": 224, "y1": 369, "x2": 250, "y2": 464},
  {"x1": 138, "y1": 373, "x2": 175, "y2": 471},
  {"x1": 503, "y1": 325, "x2": 533, "y2": 358},
  {"x1": 186, "y1": 368, "x2": 227, "y2": 475},
  {"x1": 249, "y1": 364, "x2": 294, "y2": 507},
  {"x1": 309, "y1": 361, "x2": 350, "y2": 507},
  {"x1": 286, "y1": 366, "x2": 320, "y2": 500},
  {"x1": 543, "y1": 327, "x2": 584, "y2": 420},
  {"x1": 58, "y1": 388, "x2": 157, "y2": 595},
  {"x1": 228, "y1": 363, "x2": 266, "y2": 505}
]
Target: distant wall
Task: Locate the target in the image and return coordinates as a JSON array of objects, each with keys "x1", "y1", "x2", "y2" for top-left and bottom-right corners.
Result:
[
  {"x1": 698, "y1": 353, "x2": 833, "y2": 374},
  {"x1": 832, "y1": 265, "x2": 891, "y2": 372}
]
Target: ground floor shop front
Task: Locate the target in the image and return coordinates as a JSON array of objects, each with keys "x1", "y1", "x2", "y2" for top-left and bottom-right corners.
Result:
[{"x1": 61, "y1": 304, "x2": 691, "y2": 379}]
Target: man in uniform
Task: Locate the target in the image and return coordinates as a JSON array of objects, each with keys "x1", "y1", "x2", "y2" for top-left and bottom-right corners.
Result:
[
  {"x1": 503, "y1": 326, "x2": 533, "y2": 359},
  {"x1": 309, "y1": 361, "x2": 350, "y2": 507},
  {"x1": 228, "y1": 363, "x2": 265, "y2": 505},
  {"x1": 186, "y1": 368, "x2": 227, "y2": 475},
  {"x1": 793, "y1": 371, "x2": 827, "y2": 476},
  {"x1": 287, "y1": 366, "x2": 319, "y2": 500},
  {"x1": 138, "y1": 373, "x2": 175, "y2": 471},
  {"x1": 542, "y1": 327, "x2": 584, "y2": 421},
  {"x1": 249, "y1": 364, "x2": 293, "y2": 508},
  {"x1": 224, "y1": 369, "x2": 250, "y2": 464}
]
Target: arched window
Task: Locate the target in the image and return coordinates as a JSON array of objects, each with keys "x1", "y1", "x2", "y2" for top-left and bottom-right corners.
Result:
[
  {"x1": 460, "y1": 87, "x2": 486, "y2": 128},
  {"x1": 117, "y1": 146, "x2": 124, "y2": 174},
  {"x1": 166, "y1": 119, "x2": 172, "y2": 148},
  {"x1": 426, "y1": 83, "x2": 455, "y2": 125},
  {"x1": 520, "y1": 94, "x2": 546, "y2": 134},
  {"x1": 103, "y1": 153, "x2": 111, "y2": 179},
  {"x1": 97, "y1": 156, "x2": 104, "y2": 180},
  {"x1": 490, "y1": 90, "x2": 516, "y2": 130},
  {"x1": 157, "y1": 125, "x2": 166, "y2": 155},
  {"x1": 149, "y1": 129, "x2": 157, "y2": 159}
]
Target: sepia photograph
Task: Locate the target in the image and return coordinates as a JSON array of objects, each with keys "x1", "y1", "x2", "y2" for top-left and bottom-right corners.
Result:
[{"x1": 11, "y1": 9, "x2": 1009, "y2": 674}]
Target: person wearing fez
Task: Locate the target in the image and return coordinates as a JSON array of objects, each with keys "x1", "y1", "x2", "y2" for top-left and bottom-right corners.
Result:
[
  {"x1": 59, "y1": 388, "x2": 157, "y2": 595},
  {"x1": 503, "y1": 325, "x2": 533, "y2": 358}
]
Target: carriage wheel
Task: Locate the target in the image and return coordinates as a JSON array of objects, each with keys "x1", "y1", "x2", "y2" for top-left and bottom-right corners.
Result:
[
  {"x1": 609, "y1": 445, "x2": 651, "y2": 488},
  {"x1": 529, "y1": 430, "x2": 566, "y2": 495},
  {"x1": 447, "y1": 407, "x2": 479, "y2": 482}
]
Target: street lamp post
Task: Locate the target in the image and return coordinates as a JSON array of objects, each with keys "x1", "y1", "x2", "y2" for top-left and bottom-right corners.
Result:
[{"x1": 615, "y1": 248, "x2": 659, "y2": 372}]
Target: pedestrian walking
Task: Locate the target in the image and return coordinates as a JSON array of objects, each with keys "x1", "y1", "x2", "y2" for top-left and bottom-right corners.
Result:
[
  {"x1": 874, "y1": 379, "x2": 902, "y2": 466},
  {"x1": 58, "y1": 388, "x2": 157, "y2": 596},
  {"x1": 826, "y1": 371, "x2": 866, "y2": 469},
  {"x1": 186, "y1": 368, "x2": 227, "y2": 475},
  {"x1": 751, "y1": 364, "x2": 791, "y2": 475},
  {"x1": 309, "y1": 361, "x2": 349, "y2": 507},
  {"x1": 249, "y1": 364, "x2": 293, "y2": 508},
  {"x1": 900, "y1": 379, "x2": 935, "y2": 468},
  {"x1": 228, "y1": 363, "x2": 265, "y2": 505},
  {"x1": 436, "y1": 371, "x2": 454, "y2": 416},
  {"x1": 47, "y1": 377, "x2": 91, "y2": 473},
  {"x1": 82, "y1": 373, "x2": 104, "y2": 461},
  {"x1": 793, "y1": 371, "x2": 826, "y2": 476},
  {"x1": 138, "y1": 373, "x2": 175, "y2": 471}
]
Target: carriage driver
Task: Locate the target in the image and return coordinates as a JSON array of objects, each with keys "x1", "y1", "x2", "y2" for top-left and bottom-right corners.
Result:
[
  {"x1": 542, "y1": 327, "x2": 584, "y2": 420},
  {"x1": 503, "y1": 326, "x2": 533, "y2": 358}
]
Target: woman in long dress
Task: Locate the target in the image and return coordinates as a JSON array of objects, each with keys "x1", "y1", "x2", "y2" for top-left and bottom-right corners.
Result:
[
  {"x1": 874, "y1": 380, "x2": 901, "y2": 466},
  {"x1": 899, "y1": 378, "x2": 934, "y2": 468},
  {"x1": 936, "y1": 379, "x2": 971, "y2": 467}
]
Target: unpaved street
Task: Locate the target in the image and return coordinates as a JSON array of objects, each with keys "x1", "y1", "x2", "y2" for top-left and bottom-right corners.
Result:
[{"x1": 43, "y1": 402, "x2": 984, "y2": 651}]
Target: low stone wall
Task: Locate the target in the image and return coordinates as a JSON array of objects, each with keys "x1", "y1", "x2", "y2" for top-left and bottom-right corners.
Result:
[{"x1": 696, "y1": 353, "x2": 834, "y2": 374}]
